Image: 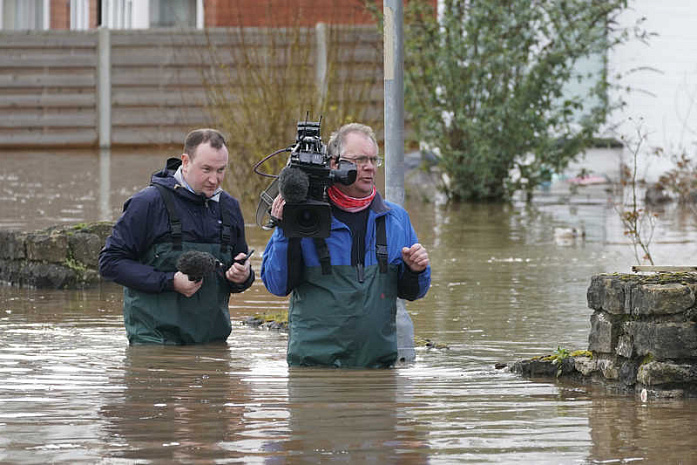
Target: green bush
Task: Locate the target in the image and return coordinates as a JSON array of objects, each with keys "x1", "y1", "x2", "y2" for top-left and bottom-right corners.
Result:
[{"x1": 403, "y1": 0, "x2": 633, "y2": 201}]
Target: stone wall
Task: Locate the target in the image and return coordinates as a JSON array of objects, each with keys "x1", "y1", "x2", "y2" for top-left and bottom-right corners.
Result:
[
  {"x1": 512, "y1": 273, "x2": 697, "y2": 398},
  {"x1": 0, "y1": 222, "x2": 113, "y2": 289}
]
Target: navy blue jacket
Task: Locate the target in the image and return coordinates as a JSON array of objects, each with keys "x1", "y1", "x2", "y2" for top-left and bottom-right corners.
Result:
[{"x1": 99, "y1": 163, "x2": 253, "y2": 293}]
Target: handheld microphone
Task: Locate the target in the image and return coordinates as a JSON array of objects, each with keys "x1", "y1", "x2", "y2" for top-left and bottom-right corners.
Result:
[
  {"x1": 278, "y1": 166, "x2": 309, "y2": 204},
  {"x1": 176, "y1": 250, "x2": 219, "y2": 282}
]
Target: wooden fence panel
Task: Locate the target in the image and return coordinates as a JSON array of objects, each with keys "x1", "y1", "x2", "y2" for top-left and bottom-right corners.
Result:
[
  {"x1": 0, "y1": 30, "x2": 97, "y2": 147},
  {"x1": 0, "y1": 26, "x2": 385, "y2": 148}
]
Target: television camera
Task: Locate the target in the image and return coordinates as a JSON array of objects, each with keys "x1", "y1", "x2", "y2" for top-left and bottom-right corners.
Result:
[{"x1": 255, "y1": 119, "x2": 356, "y2": 238}]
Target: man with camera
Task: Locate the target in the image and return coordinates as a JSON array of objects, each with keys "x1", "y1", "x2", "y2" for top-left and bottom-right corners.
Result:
[
  {"x1": 261, "y1": 122, "x2": 431, "y2": 368},
  {"x1": 99, "y1": 128, "x2": 254, "y2": 345}
]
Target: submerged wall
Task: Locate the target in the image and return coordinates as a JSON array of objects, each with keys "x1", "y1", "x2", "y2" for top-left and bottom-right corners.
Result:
[
  {"x1": 513, "y1": 273, "x2": 697, "y2": 398},
  {"x1": 0, "y1": 222, "x2": 113, "y2": 289}
]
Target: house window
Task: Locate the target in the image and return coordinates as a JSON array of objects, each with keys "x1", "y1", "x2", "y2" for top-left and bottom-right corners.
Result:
[
  {"x1": 70, "y1": 0, "x2": 89, "y2": 30},
  {"x1": 1, "y1": 0, "x2": 48, "y2": 30},
  {"x1": 101, "y1": 0, "x2": 133, "y2": 29},
  {"x1": 150, "y1": 0, "x2": 196, "y2": 28}
]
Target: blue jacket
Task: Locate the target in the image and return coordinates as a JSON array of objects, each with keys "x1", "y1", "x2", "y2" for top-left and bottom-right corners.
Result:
[
  {"x1": 261, "y1": 193, "x2": 430, "y2": 300},
  {"x1": 99, "y1": 163, "x2": 253, "y2": 294}
]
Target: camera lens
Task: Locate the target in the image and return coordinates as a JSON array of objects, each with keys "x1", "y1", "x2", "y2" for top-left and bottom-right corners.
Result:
[
  {"x1": 297, "y1": 208, "x2": 319, "y2": 233},
  {"x1": 282, "y1": 202, "x2": 331, "y2": 238}
]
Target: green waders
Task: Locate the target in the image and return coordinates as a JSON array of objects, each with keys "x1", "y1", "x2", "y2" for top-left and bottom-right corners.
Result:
[
  {"x1": 123, "y1": 241, "x2": 234, "y2": 344},
  {"x1": 122, "y1": 184, "x2": 235, "y2": 345},
  {"x1": 287, "y1": 216, "x2": 399, "y2": 368}
]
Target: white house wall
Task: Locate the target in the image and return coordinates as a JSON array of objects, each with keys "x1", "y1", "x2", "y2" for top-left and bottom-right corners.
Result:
[
  {"x1": 607, "y1": 0, "x2": 697, "y2": 180},
  {"x1": 131, "y1": 0, "x2": 149, "y2": 28}
]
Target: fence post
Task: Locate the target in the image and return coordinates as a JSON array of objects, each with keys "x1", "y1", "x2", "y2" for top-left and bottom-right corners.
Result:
[
  {"x1": 98, "y1": 27, "x2": 111, "y2": 148},
  {"x1": 315, "y1": 22, "x2": 328, "y2": 112}
]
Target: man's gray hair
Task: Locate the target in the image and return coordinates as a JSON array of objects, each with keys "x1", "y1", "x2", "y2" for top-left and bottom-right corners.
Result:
[{"x1": 327, "y1": 123, "x2": 378, "y2": 159}]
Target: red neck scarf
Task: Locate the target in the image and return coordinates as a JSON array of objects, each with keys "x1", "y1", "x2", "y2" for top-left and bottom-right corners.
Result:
[{"x1": 327, "y1": 185, "x2": 376, "y2": 212}]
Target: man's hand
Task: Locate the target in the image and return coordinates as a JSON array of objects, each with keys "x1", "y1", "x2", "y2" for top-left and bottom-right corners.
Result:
[
  {"x1": 173, "y1": 271, "x2": 203, "y2": 297},
  {"x1": 271, "y1": 194, "x2": 285, "y2": 221},
  {"x1": 226, "y1": 252, "x2": 251, "y2": 284},
  {"x1": 401, "y1": 243, "x2": 429, "y2": 273}
]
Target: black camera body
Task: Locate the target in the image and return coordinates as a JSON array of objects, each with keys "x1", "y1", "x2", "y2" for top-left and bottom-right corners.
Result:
[{"x1": 281, "y1": 121, "x2": 357, "y2": 238}]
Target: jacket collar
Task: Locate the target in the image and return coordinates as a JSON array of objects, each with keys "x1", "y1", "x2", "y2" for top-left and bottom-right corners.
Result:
[
  {"x1": 173, "y1": 167, "x2": 222, "y2": 202},
  {"x1": 369, "y1": 191, "x2": 390, "y2": 215},
  {"x1": 150, "y1": 169, "x2": 210, "y2": 205}
]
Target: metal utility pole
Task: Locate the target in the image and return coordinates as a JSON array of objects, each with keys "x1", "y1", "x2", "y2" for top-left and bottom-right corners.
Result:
[
  {"x1": 383, "y1": 0, "x2": 405, "y2": 205},
  {"x1": 383, "y1": 0, "x2": 415, "y2": 362}
]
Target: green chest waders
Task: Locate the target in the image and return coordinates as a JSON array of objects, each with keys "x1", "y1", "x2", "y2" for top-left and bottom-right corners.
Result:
[
  {"x1": 122, "y1": 184, "x2": 235, "y2": 345},
  {"x1": 287, "y1": 216, "x2": 399, "y2": 368}
]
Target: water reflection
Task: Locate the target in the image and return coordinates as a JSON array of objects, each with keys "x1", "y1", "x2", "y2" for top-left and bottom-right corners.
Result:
[
  {"x1": 0, "y1": 285, "x2": 125, "y2": 464},
  {"x1": 101, "y1": 344, "x2": 248, "y2": 462},
  {"x1": 1, "y1": 150, "x2": 697, "y2": 463},
  {"x1": 0, "y1": 149, "x2": 163, "y2": 231},
  {"x1": 279, "y1": 369, "x2": 429, "y2": 464},
  {"x1": 587, "y1": 393, "x2": 697, "y2": 463},
  {"x1": 99, "y1": 148, "x2": 111, "y2": 222}
]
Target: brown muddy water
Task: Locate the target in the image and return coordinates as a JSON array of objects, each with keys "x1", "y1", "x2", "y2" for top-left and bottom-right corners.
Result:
[{"x1": 1, "y1": 150, "x2": 697, "y2": 464}]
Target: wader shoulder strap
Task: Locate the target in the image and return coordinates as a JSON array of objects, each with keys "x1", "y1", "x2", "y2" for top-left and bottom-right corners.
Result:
[
  {"x1": 313, "y1": 238, "x2": 332, "y2": 275},
  {"x1": 152, "y1": 183, "x2": 182, "y2": 250},
  {"x1": 287, "y1": 237, "x2": 304, "y2": 292},
  {"x1": 376, "y1": 215, "x2": 388, "y2": 273},
  {"x1": 220, "y1": 204, "x2": 232, "y2": 254}
]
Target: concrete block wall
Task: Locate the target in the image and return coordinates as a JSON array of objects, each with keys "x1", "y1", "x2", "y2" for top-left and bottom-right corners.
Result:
[{"x1": 0, "y1": 26, "x2": 383, "y2": 148}]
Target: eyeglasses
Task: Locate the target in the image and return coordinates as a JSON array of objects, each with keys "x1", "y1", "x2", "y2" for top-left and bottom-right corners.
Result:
[{"x1": 340, "y1": 155, "x2": 383, "y2": 167}]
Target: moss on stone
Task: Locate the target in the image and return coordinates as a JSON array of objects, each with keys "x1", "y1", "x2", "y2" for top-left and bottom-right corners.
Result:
[
  {"x1": 244, "y1": 311, "x2": 289, "y2": 331},
  {"x1": 64, "y1": 257, "x2": 87, "y2": 272},
  {"x1": 641, "y1": 353, "x2": 654, "y2": 365}
]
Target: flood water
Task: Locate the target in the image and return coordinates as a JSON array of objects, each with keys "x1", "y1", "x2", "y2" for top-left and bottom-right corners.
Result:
[{"x1": 1, "y1": 150, "x2": 697, "y2": 464}]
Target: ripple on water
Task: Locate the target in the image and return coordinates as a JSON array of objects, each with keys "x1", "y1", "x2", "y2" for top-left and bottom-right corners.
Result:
[{"x1": 1, "y1": 161, "x2": 697, "y2": 462}]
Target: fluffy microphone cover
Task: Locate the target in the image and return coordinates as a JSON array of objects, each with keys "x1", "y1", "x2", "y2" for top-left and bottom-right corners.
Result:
[
  {"x1": 279, "y1": 166, "x2": 309, "y2": 204},
  {"x1": 176, "y1": 250, "x2": 218, "y2": 281}
]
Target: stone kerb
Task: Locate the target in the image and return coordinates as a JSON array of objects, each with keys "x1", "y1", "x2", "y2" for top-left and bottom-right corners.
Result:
[
  {"x1": 512, "y1": 272, "x2": 697, "y2": 398},
  {"x1": 0, "y1": 222, "x2": 113, "y2": 289}
]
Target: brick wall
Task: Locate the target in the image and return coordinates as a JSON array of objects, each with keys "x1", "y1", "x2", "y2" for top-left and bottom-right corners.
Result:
[
  {"x1": 207, "y1": 0, "x2": 373, "y2": 27},
  {"x1": 90, "y1": 0, "x2": 99, "y2": 28},
  {"x1": 205, "y1": 0, "x2": 437, "y2": 27},
  {"x1": 50, "y1": 0, "x2": 70, "y2": 29},
  {"x1": 49, "y1": 0, "x2": 100, "y2": 29},
  {"x1": 48, "y1": 0, "x2": 437, "y2": 29}
]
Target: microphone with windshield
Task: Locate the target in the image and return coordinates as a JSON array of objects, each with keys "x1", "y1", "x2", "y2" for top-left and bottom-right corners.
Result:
[
  {"x1": 176, "y1": 250, "x2": 219, "y2": 282},
  {"x1": 278, "y1": 166, "x2": 309, "y2": 204}
]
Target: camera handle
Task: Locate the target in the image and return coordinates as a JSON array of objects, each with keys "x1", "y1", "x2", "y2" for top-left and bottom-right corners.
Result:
[{"x1": 255, "y1": 177, "x2": 280, "y2": 230}]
